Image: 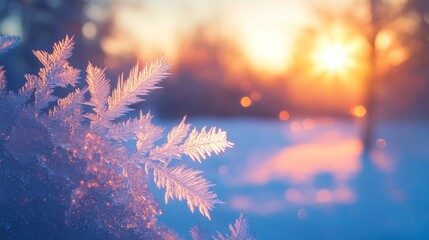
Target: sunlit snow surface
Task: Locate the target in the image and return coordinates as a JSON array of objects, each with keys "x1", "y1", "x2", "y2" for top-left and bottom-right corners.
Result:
[{"x1": 156, "y1": 117, "x2": 429, "y2": 239}]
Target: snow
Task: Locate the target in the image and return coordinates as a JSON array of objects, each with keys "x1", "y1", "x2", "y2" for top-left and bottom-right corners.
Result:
[{"x1": 155, "y1": 117, "x2": 429, "y2": 239}]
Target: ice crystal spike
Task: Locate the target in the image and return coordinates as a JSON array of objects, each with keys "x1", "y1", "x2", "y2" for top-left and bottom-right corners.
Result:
[
  {"x1": 105, "y1": 59, "x2": 170, "y2": 121},
  {"x1": 151, "y1": 163, "x2": 221, "y2": 220},
  {"x1": 149, "y1": 117, "x2": 190, "y2": 161},
  {"x1": 190, "y1": 214, "x2": 256, "y2": 240},
  {"x1": 0, "y1": 35, "x2": 20, "y2": 56},
  {"x1": 0, "y1": 66, "x2": 5, "y2": 92},
  {"x1": 149, "y1": 118, "x2": 234, "y2": 164},
  {"x1": 190, "y1": 225, "x2": 210, "y2": 240},
  {"x1": 0, "y1": 35, "x2": 233, "y2": 239},
  {"x1": 19, "y1": 35, "x2": 80, "y2": 111},
  {"x1": 214, "y1": 214, "x2": 257, "y2": 240},
  {"x1": 183, "y1": 127, "x2": 234, "y2": 163},
  {"x1": 0, "y1": 36, "x2": 20, "y2": 92},
  {"x1": 86, "y1": 63, "x2": 110, "y2": 118}
]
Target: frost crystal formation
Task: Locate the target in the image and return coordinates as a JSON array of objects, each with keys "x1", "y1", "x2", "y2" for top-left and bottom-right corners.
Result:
[
  {"x1": 190, "y1": 214, "x2": 257, "y2": 240},
  {"x1": 0, "y1": 36, "x2": 232, "y2": 239}
]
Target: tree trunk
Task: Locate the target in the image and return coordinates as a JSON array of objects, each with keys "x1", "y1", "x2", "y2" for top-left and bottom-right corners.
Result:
[{"x1": 363, "y1": 0, "x2": 378, "y2": 154}]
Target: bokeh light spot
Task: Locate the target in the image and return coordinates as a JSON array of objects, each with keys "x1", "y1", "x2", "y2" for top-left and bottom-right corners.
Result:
[
  {"x1": 279, "y1": 111, "x2": 290, "y2": 121},
  {"x1": 290, "y1": 121, "x2": 301, "y2": 132},
  {"x1": 285, "y1": 188, "x2": 301, "y2": 203},
  {"x1": 297, "y1": 208, "x2": 308, "y2": 219},
  {"x1": 302, "y1": 118, "x2": 315, "y2": 130},
  {"x1": 218, "y1": 165, "x2": 229, "y2": 175},
  {"x1": 240, "y1": 96, "x2": 253, "y2": 108},
  {"x1": 82, "y1": 22, "x2": 97, "y2": 40},
  {"x1": 250, "y1": 91, "x2": 262, "y2": 101},
  {"x1": 376, "y1": 138, "x2": 387, "y2": 149},
  {"x1": 351, "y1": 105, "x2": 366, "y2": 118},
  {"x1": 316, "y1": 189, "x2": 333, "y2": 203}
]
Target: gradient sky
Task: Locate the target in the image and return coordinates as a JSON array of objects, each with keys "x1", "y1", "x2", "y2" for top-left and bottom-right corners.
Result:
[{"x1": 105, "y1": 0, "x2": 352, "y2": 71}]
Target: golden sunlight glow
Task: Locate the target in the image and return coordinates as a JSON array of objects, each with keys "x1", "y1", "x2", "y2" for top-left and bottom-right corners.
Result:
[
  {"x1": 312, "y1": 41, "x2": 353, "y2": 75},
  {"x1": 242, "y1": 30, "x2": 290, "y2": 73},
  {"x1": 315, "y1": 44, "x2": 348, "y2": 72},
  {"x1": 229, "y1": 1, "x2": 308, "y2": 74},
  {"x1": 387, "y1": 47, "x2": 408, "y2": 66},
  {"x1": 289, "y1": 25, "x2": 370, "y2": 113},
  {"x1": 306, "y1": 25, "x2": 370, "y2": 84}
]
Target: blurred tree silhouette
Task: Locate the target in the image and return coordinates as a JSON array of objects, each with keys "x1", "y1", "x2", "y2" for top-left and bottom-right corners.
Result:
[
  {"x1": 154, "y1": 24, "x2": 288, "y2": 119},
  {"x1": 292, "y1": 0, "x2": 429, "y2": 152},
  {"x1": 364, "y1": 0, "x2": 429, "y2": 152},
  {"x1": 0, "y1": 0, "x2": 107, "y2": 91}
]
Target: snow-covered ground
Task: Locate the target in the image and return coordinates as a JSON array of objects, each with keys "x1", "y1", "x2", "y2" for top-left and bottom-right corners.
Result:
[{"x1": 155, "y1": 117, "x2": 429, "y2": 239}]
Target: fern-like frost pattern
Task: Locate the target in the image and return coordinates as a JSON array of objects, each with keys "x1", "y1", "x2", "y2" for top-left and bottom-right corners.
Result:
[
  {"x1": 0, "y1": 35, "x2": 233, "y2": 239},
  {"x1": 190, "y1": 214, "x2": 256, "y2": 240},
  {"x1": 214, "y1": 214, "x2": 256, "y2": 240}
]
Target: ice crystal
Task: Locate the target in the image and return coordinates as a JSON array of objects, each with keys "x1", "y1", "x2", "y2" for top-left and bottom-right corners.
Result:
[
  {"x1": 214, "y1": 214, "x2": 256, "y2": 240},
  {"x1": 190, "y1": 225, "x2": 210, "y2": 240},
  {"x1": 0, "y1": 36, "x2": 19, "y2": 93},
  {"x1": 190, "y1": 214, "x2": 256, "y2": 240},
  {"x1": 0, "y1": 35, "x2": 233, "y2": 239},
  {"x1": 0, "y1": 35, "x2": 20, "y2": 56},
  {"x1": 0, "y1": 66, "x2": 6, "y2": 92}
]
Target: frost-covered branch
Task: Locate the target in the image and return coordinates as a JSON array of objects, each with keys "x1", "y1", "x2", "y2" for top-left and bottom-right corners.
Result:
[
  {"x1": 19, "y1": 36, "x2": 80, "y2": 110},
  {"x1": 49, "y1": 88, "x2": 87, "y2": 120},
  {"x1": 149, "y1": 117, "x2": 190, "y2": 161},
  {"x1": 150, "y1": 163, "x2": 221, "y2": 220},
  {"x1": 150, "y1": 119, "x2": 233, "y2": 163},
  {"x1": 85, "y1": 63, "x2": 110, "y2": 120},
  {"x1": 182, "y1": 127, "x2": 234, "y2": 163},
  {"x1": 105, "y1": 59, "x2": 169, "y2": 121}
]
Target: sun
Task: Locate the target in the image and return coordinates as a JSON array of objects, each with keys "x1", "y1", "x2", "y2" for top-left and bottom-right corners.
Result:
[
  {"x1": 289, "y1": 25, "x2": 372, "y2": 113},
  {"x1": 312, "y1": 41, "x2": 353, "y2": 75},
  {"x1": 305, "y1": 25, "x2": 370, "y2": 81},
  {"x1": 316, "y1": 44, "x2": 348, "y2": 72}
]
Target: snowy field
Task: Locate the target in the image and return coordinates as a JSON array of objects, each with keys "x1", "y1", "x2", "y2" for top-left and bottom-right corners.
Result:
[{"x1": 155, "y1": 117, "x2": 429, "y2": 239}]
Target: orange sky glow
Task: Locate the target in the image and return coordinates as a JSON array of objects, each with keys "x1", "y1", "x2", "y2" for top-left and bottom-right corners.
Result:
[
  {"x1": 103, "y1": 0, "x2": 332, "y2": 71},
  {"x1": 92, "y1": 0, "x2": 416, "y2": 116},
  {"x1": 103, "y1": 0, "x2": 374, "y2": 65}
]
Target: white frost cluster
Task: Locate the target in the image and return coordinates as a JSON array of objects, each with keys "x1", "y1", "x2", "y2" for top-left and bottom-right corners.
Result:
[{"x1": 0, "y1": 35, "x2": 233, "y2": 238}]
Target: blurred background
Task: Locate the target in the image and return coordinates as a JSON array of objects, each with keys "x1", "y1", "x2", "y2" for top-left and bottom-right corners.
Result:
[{"x1": 1, "y1": 0, "x2": 429, "y2": 239}]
